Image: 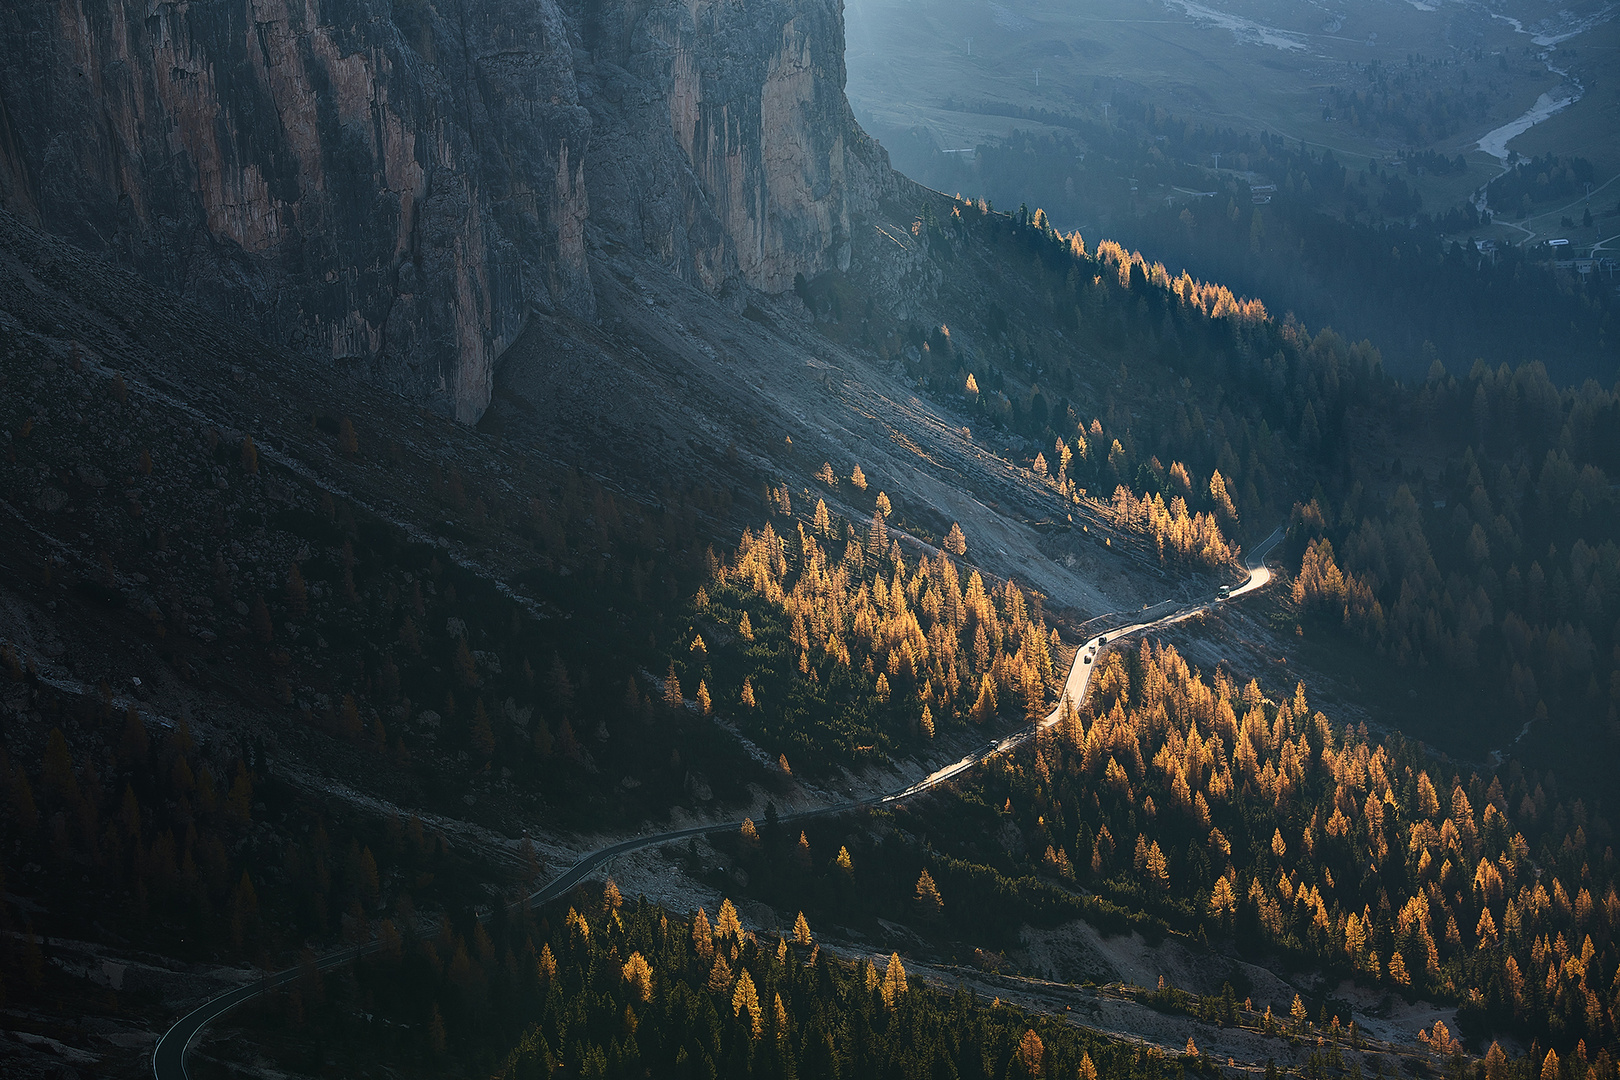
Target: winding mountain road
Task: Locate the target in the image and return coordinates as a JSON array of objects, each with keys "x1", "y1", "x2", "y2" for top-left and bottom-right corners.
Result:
[{"x1": 152, "y1": 526, "x2": 1284, "y2": 1080}]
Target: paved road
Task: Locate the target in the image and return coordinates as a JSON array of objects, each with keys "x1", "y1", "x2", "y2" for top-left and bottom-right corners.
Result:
[{"x1": 152, "y1": 528, "x2": 1284, "y2": 1080}]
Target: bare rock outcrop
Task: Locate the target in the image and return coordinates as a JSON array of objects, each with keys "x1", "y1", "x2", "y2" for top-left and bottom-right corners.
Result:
[
  {"x1": 0, "y1": 0, "x2": 891, "y2": 421},
  {"x1": 573, "y1": 0, "x2": 892, "y2": 293}
]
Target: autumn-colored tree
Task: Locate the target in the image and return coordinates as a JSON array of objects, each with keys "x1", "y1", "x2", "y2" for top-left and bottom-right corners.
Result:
[
  {"x1": 692, "y1": 908, "x2": 714, "y2": 960},
  {"x1": 706, "y1": 951, "x2": 733, "y2": 993},
  {"x1": 944, "y1": 522, "x2": 967, "y2": 556},
  {"x1": 715, "y1": 898, "x2": 743, "y2": 942},
  {"x1": 622, "y1": 951, "x2": 654, "y2": 1002},
  {"x1": 880, "y1": 952, "x2": 907, "y2": 1008},
  {"x1": 1015, "y1": 1029, "x2": 1044, "y2": 1078},
  {"x1": 1209, "y1": 469, "x2": 1238, "y2": 523},
  {"x1": 732, "y1": 969, "x2": 763, "y2": 1036},
  {"x1": 915, "y1": 869, "x2": 943, "y2": 916},
  {"x1": 970, "y1": 673, "x2": 998, "y2": 724}
]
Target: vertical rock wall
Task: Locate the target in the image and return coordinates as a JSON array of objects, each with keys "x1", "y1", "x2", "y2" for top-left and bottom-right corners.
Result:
[
  {"x1": 0, "y1": 0, "x2": 888, "y2": 420},
  {"x1": 574, "y1": 0, "x2": 891, "y2": 295}
]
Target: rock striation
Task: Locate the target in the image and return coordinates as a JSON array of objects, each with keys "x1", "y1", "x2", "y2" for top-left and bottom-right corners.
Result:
[
  {"x1": 0, "y1": 0, "x2": 890, "y2": 421},
  {"x1": 572, "y1": 0, "x2": 890, "y2": 294}
]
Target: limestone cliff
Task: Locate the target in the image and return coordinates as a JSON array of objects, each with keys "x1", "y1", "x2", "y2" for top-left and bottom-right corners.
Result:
[
  {"x1": 573, "y1": 0, "x2": 891, "y2": 293},
  {"x1": 0, "y1": 0, "x2": 890, "y2": 420}
]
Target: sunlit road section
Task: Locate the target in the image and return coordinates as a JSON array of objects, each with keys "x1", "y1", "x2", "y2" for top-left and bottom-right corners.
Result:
[
  {"x1": 882, "y1": 524, "x2": 1283, "y2": 802},
  {"x1": 153, "y1": 527, "x2": 1283, "y2": 1080}
]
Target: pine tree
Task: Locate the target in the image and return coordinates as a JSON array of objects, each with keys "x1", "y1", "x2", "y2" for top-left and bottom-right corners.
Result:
[
  {"x1": 944, "y1": 522, "x2": 967, "y2": 556},
  {"x1": 880, "y1": 952, "x2": 907, "y2": 1008},
  {"x1": 692, "y1": 908, "x2": 714, "y2": 960},
  {"x1": 793, "y1": 911, "x2": 813, "y2": 946},
  {"x1": 813, "y1": 499, "x2": 833, "y2": 536},
  {"x1": 622, "y1": 951, "x2": 654, "y2": 1002},
  {"x1": 1144, "y1": 841, "x2": 1170, "y2": 891},
  {"x1": 916, "y1": 869, "x2": 943, "y2": 916},
  {"x1": 706, "y1": 951, "x2": 733, "y2": 993},
  {"x1": 732, "y1": 969, "x2": 763, "y2": 1036},
  {"x1": 850, "y1": 464, "x2": 868, "y2": 491},
  {"x1": 1209, "y1": 469, "x2": 1238, "y2": 523},
  {"x1": 663, "y1": 661, "x2": 683, "y2": 709},
  {"x1": 1016, "y1": 1029, "x2": 1044, "y2": 1078},
  {"x1": 538, "y1": 943, "x2": 557, "y2": 983},
  {"x1": 970, "y1": 673, "x2": 998, "y2": 723},
  {"x1": 868, "y1": 510, "x2": 889, "y2": 559},
  {"x1": 716, "y1": 898, "x2": 743, "y2": 941},
  {"x1": 1210, "y1": 876, "x2": 1237, "y2": 921}
]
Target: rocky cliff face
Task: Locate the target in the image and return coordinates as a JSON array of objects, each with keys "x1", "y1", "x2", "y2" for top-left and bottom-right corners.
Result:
[
  {"x1": 572, "y1": 0, "x2": 890, "y2": 294},
  {"x1": 0, "y1": 0, "x2": 889, "y2": 421}
]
